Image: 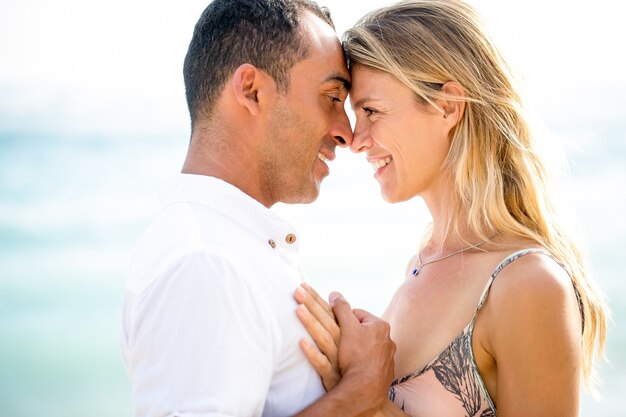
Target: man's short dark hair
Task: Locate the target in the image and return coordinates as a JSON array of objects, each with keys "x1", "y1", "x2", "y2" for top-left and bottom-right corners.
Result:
[{"x1": 183, "y1": 0, "x2": 334, "y2": 126}]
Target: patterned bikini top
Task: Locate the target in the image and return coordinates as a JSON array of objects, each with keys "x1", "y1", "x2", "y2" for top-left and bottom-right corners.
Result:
[{"x1": 388, "y1": 249, "x2": 582, "y2": 417}]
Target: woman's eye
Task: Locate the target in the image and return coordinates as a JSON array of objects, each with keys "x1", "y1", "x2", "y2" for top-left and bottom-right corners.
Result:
[{"x1": 330, "y1": 96, "x2": 342, "y2": 103}]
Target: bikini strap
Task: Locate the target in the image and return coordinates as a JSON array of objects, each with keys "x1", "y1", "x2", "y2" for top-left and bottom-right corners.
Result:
[{"x1": 474, "y1": 248, "x2": 555, "y2": 313}]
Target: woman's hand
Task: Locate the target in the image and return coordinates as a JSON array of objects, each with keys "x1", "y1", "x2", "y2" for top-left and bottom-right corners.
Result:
[{"x1": 294, "y1": 282, "x2": 341, "y2": 390}]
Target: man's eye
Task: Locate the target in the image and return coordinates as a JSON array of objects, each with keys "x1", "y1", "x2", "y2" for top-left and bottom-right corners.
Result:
[{"x1": 363, "y1": 107, "x2": 377, "y2": 115}]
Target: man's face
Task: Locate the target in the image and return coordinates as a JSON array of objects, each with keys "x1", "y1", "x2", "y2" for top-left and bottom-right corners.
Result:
[{"x1": 260, "y1": 11, "x2": 353, "y2": 204}]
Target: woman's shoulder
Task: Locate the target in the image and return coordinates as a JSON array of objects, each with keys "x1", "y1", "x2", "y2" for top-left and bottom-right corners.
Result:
[
  {"x1": 489, "y1": 249, "x2": 574, "y2": 302},
  {"x1": 477, "y1": 248, "x2": 583, "y2": 401},
  {"x1": 478, "y1": 236, "x2": 574, "y2": 304},
  {"x1": 483, "y1": 248, "x2": 582, "y2": 342}
]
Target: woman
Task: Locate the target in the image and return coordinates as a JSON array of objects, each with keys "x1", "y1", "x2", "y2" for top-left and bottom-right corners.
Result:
[{"x1": 294, "y1": 0, "x2": 608, "y2": 415}]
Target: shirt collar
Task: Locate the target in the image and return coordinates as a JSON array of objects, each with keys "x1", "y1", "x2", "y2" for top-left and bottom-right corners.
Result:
[{"x1": 158, "y1": 173, "x2": 301, "y2": 253}]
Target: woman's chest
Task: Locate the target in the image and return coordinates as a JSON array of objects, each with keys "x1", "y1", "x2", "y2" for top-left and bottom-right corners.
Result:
[{"x1": 384, "y1": 273, "x2": 489, "y2": 378}]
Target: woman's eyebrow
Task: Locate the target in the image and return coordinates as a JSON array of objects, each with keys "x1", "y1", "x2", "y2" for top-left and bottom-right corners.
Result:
[{"x1": 352, "y1": 97, "x2": 377, "y2": 109}]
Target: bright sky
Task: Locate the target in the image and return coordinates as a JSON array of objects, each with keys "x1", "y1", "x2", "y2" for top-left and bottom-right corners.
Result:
[{"x1": 0, "y1": 0, "x2": 625, "y2": 137}]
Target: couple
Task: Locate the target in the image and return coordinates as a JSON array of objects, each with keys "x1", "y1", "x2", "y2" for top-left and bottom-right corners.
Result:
[{"x1": 121, "y1": 0, "x2": 608, "y2": 416}]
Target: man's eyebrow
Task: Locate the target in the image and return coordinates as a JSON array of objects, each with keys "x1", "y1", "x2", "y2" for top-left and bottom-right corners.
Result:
[{"x1": 325, "y1": 75, "x2": 351, "y2": 91}]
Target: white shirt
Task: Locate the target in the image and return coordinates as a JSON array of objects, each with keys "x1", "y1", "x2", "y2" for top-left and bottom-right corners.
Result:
[{"x1": 122, "y1": 173, "x2": 324, "y2": 417}]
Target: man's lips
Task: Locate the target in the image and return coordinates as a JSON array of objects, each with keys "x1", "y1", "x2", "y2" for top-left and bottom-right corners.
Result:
[{"x1": 317, "y1": 149, "x2": 336, "y2": 163}]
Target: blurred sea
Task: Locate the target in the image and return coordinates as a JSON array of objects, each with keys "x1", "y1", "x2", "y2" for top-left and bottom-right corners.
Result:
[{"x1": 0, "y1": 122, "x2": 624, "y2": 416}]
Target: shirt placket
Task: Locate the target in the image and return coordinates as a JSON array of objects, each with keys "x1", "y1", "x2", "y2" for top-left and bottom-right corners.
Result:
[{"x1": 268, "y1": 229, "x2": 302, "y2": 272}]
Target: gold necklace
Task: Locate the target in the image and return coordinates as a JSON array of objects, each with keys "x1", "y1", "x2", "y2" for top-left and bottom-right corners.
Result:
[{"x1": 410, "y1": 237, "x2": 493, "y2": 276}]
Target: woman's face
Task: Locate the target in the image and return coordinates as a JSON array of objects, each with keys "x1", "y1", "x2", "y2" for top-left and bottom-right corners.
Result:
[{"x1": 349, "y1": 65, "x2": 453, "y2": 203}]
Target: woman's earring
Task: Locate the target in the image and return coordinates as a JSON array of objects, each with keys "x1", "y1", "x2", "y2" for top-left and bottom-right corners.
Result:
[{"x1": 443, "y1": 113, "x2": 448, "y2": 119}]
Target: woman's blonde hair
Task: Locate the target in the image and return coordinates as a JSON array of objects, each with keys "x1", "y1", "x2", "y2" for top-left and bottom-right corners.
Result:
[{"x1": 343, "y1": 0, "x2": 607, "y2": 385}]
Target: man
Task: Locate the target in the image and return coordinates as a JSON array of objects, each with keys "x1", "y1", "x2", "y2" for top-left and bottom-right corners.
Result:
[{"x1": 121, "y1": 1, "x2": 395, "y2": 416}]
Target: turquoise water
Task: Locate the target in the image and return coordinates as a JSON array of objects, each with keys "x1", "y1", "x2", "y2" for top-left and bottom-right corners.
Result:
[
  {"x1": 0, "y1": 132, "x2": 183, "y2": 416},
  {"x1": 1, "y1": 124, "x2": 624, "y2": 416}
]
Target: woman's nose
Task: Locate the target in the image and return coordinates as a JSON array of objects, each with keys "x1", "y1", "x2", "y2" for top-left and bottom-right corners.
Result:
[{"x1": 350, "y1": 118, "x2": 372, "y2": 153}]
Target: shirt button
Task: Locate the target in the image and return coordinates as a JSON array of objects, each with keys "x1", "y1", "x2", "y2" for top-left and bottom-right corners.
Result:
[
  {"x1": 268, "y1": 239, "x2": 277, "y2": 249},
  {"x1": 285, "y1": 234, "x2": 297, "y2": 244}
]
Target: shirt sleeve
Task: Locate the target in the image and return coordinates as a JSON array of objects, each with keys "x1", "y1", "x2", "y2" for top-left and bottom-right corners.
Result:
[{"x1": 124, "y1": 250, "x2": 275, "y2": 417}]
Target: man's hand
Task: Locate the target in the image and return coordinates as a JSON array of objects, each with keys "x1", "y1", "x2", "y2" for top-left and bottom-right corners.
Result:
[
  {"x1": 331, "y1": 292, "x2": 396, "y2": 412},
  {"x1": 295, "y1": 283, "x2": 396, "y2": 415}
]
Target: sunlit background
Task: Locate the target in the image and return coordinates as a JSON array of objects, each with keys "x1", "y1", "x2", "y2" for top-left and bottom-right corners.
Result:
[{"x1": 1, "y1": 0, "x2": 624, "y2": 415}]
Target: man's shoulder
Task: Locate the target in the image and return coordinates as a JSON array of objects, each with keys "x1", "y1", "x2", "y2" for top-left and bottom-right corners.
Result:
[
  {"x1": 127, "y1": 201, "x2": 250, "y2": 294},
  {"x1": 137, "y1": 198, "x2": 253, "y2": 253}
]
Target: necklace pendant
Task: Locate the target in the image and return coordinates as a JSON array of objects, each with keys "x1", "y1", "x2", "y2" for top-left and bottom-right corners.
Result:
[{"x1": 411, "y1": 266, "x2": 421, "y2": 276}]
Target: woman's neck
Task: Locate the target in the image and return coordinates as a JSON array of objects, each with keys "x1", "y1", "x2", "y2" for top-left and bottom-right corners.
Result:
[{"x1": 420, "y1": 188, "x2": 493, "y2": 255}]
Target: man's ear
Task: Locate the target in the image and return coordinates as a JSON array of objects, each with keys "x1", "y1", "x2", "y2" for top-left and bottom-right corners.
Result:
[
  {"x1": 231, "y1": 64, "x2": 271, "y2": 116},
  {"x1": 439, "y1": 81, "x2": 466, "y2": 126}
]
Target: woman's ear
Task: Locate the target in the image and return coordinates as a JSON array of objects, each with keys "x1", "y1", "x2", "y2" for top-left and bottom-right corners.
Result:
[
  {"x1": 440, "y1": 81, "x2": 466, "y2": 126},
  {"x1": 231, "y1": 64, "x2": 265, "y2": 116}
]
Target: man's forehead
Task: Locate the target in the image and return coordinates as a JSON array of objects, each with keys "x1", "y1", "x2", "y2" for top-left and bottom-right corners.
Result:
[
  {"x1": 293, "y1": 11, "x2": 350, "y2": 87},
  {"x1": 299, "y1": 10, "x2": 339, "y2": 49}
]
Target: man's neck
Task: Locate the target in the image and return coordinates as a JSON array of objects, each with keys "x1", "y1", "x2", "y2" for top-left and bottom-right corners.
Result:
[{"x1": 182, "y1": 145, "x2": 275, "y2": 208}]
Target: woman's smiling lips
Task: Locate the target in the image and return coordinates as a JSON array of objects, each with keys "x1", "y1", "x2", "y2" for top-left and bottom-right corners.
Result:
[{"x1": 368, "y1": 155, "x2": 393, "y2": 173}]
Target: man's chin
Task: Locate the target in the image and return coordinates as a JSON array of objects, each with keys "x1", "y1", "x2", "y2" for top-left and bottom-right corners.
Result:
[{"x1": 280, "y1": 183, "x2": 321, "y2": 205}]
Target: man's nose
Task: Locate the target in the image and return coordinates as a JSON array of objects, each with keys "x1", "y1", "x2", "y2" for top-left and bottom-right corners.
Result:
[{"x1": 330, "y1": 109, "x2": 353, "y2": 148}]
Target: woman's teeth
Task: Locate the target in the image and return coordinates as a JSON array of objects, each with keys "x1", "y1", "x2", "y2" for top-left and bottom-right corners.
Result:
[
  {"x1": 371, "y1": 157, "x2": 392, "y2": 171},
  {"x1": 318, "y1": 152, "x2": 329, "y2": 163}
]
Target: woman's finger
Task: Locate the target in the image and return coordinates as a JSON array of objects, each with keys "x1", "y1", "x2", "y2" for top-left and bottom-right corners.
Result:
[
  {"x1": 295, "y1": 284, "x2": 340, "y2": 345},
  {"x1": 296, "y1": 304, "x2": 339, "y2": 365},
  {"x1": 299, "y1": 338, "x2": 340, "y2": 391},
  {"x1": 302, "y1": 282, "x2": 333, "y2": 316}
]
